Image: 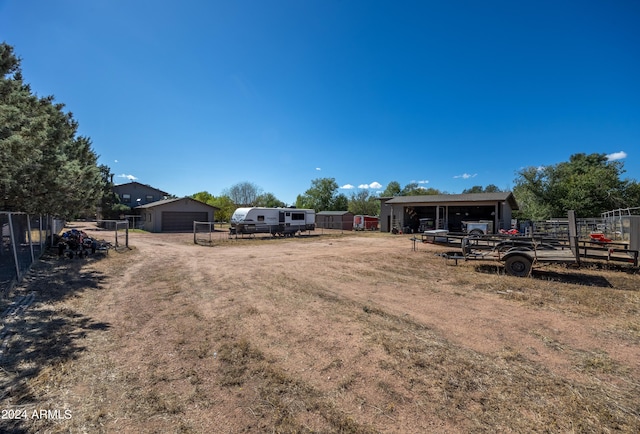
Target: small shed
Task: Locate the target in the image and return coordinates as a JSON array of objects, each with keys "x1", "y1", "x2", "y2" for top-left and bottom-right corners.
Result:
[
  {"x1": 136, "y1": 197, "x2": 219, "y2": 232},
  {"x1": 316, "y1": 211, "x2": 354, "y2": 231}
]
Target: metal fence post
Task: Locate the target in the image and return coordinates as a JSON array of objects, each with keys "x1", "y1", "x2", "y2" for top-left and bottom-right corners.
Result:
[
  {"x1": 8, "y1": 213, "x2": 21, "y2": 283},
  {"x1": 27, "y1": 214, "x2": 35, "y2": 263}
]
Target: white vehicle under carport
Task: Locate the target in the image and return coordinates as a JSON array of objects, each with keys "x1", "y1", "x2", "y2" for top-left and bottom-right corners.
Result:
[
  {"x1": 230, "y1": 207, "x2": 315, "y2": 237},
  {"x1": 462, "y1": 220, "x2": 493, "y2": 236}
]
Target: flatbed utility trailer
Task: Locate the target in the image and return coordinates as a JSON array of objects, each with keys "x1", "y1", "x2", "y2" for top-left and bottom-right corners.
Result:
[
  {"x1": 427, "y1": 211, "x2": 639, "y2": 277},
  {"x1": 435, "y1": 234, "x2": 638, "y2": 277}
]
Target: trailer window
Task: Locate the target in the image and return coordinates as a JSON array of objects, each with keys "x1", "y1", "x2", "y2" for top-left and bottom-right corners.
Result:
[
  {"x1": 292, "y1": 213, "x2": 304, "y2": 220},
  {"x1": 257, "y1": 215, "x2": 265, "y2": 222}
]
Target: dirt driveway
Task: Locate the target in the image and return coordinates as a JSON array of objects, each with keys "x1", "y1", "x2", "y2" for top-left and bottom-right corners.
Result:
[{"x1": 1, "y1": 222, "x2": 639, "y2": 433}]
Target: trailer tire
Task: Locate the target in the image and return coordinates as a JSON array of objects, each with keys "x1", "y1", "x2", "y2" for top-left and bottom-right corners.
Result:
[
  {"x1": 504, "y1": 255, "x2": 532, "y2": 277},
  {"x1": 469, "y1": 229, "x2": 484, "y2": 236}
]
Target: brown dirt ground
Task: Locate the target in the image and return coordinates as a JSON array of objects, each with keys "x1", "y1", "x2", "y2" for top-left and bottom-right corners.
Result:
[{"x1": 1, "y1": 221, "x2": 639, "y2": 433}]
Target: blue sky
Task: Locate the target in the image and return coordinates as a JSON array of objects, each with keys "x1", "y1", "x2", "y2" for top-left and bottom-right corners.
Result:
[{"x1": 2, "y1": 1, "x2": 639, "y2": 205}]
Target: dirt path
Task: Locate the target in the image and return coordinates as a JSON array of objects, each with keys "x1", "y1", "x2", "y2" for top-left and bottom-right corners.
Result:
[{"x1": 1, "y1": 223, "x2": 639, "y2": 433}]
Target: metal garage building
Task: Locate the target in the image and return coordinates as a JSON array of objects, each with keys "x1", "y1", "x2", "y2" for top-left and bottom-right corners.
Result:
[
  {"x1": 136, "y1": 197, "x2": 219, "y2": 232},
  {"x1": 378, "y1": 192, "x2": 519, "y2": 234}
]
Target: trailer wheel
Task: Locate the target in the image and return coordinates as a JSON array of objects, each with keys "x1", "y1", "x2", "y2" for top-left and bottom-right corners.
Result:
[
  {"x1": 469, "y1": 229, "x2": 484, "y2": 236},
  {"x1": 504, "y1": 255, "x2": 532, "y2": 277}
]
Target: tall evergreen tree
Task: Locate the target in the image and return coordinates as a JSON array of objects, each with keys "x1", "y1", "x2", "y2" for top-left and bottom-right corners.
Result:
[{"x1": 0, "y1": 43, "x2": 102, "y2": 218}]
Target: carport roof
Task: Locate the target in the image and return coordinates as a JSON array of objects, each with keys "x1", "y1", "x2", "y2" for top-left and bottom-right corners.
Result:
[
  {"x1": 383, "y1": 192, "x2": 518, "y2": 210},
  {"x1": 135, "y1": 197, "x2": 220, "y2": 210}
]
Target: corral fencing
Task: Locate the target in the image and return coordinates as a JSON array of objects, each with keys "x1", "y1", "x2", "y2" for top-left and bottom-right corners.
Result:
[
  {"x1": 601, "y1": 207, "x2": 640, "y2": 241},
  {"x1": 96, "y1": 220, "x2": 129, "y2": 249},
  {"x1": 522, "y1": 208, "x2": 640, "y2": 241},
  {"x1": 124, "y1": 214, "x2": 143, "y2": 230},
  {"x1": 1, "y1": 212, "x2": 65, "y2": 296},
  {"x1": 193, "y1": 221, "x2": 215, "y2": 245},
  {"x1": 315, "y1": 220, "x2": 349, "y2": 234}
]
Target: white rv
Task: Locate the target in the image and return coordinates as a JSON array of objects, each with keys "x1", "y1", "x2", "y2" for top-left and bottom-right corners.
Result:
[{"x1": 230, "y1": 207, "x2": 315, "y2": 236}]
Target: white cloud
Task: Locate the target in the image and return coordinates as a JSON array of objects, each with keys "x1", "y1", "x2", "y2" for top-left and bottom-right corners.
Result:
[
  {"x1": 453, "y1": 173, "x2": 477, "y2": 179},
  {"x1": 315, "y1": 167, "x2": 322, "y2": 171},
  {"x1": 417, "y1": 180, "x2": 429, "y2": 184},
  {"x1": 117, "y1": 173, "x2": 138, "y2": 181},
  {"x1": 607, "y1": 151, "x2": 627, "y2": 161},
  {"x1": 340, "y1": 184, "x2": 355, "y2": 189},
  {"x1": 356, "y1": 181, "x2": 383, "y2": 189},
  {"x1": 114, "y1": 159, "x2": 119, "y2": 163}
]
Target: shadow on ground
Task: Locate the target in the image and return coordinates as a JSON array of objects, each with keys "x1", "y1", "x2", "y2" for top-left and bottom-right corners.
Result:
[
  {"x1": 474, "y1": 264, "x2": 614, "y2": 288},
  {"x1": 0, "y1": 248, "x2": 112, "y2": 433}
]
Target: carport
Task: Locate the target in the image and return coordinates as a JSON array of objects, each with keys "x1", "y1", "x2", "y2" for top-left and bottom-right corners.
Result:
[{"x1": 378, "y1": 192, "x2": 519, "y2": 234}]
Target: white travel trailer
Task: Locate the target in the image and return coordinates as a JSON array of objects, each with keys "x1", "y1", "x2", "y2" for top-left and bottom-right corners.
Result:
[{"x1": 230, "y1": 207, "x2": 315, "y2": 236}]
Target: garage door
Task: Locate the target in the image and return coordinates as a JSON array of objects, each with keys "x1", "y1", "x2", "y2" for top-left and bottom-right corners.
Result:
[{"x1": 161, "y1": 212, "x2": 208, "y2": 232}]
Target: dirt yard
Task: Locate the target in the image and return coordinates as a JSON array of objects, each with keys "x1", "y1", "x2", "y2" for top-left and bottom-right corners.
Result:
[{"x1": 1, "y1": 222, "x2": 639, "y2": 433}]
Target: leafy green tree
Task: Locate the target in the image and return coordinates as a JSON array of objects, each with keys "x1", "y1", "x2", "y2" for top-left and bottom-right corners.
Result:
[
  {"x1": 99, "y1": 164, "x2": 122, "y2": 219},
  {"x1": 512, "y1": 175, "x2": 552, "y2": 221},
  {"x1": 295, "y1": 178, "x2": 344, "y2": 211},
  {"x1": 621, "y1": 180, "x2": 640, "y2": 208},
  {"x1": 294, "y1": 194, "x2": 307, "y2": 209},
  {"x1": 348, "y1": 189, "x2": 380, "y2": 216},
  {"x1": 400, "y1": 182, "x2": 421, "y2": 196},
  {"x1": 419, "y1": 187, "x2": 443, "y2": 195},
  {"x1": 255, "y1": 192, "x2": 285, "y2": 208},
  {"x1": 210, "y1": 195, "x2": 235, "y2": 222},
  {"x1": 0, "y1": 43, "x2": 102, "y2": 218},
  {"x1": 380, "y1": 181, "x2": 401, "y2": 197},
  {"x1": 191, "y1": 191, "x2": 215, "y2": 204},
  {"x1": 333, "y1": 193, "x2": 349, "y2": 211},
  {"x1": 462, "y1": 184, "x2": 502, "y2": 194},
  {"x1": 191, "y1": 191, "x2": 236, "y2": 222},
  {"x1": 513, "y1": 153, "x2": 634, "y2": 219},
  {"x1": 401, "y1": 183, "x2": 442, "y2": 196},
  {"x1": 111, "y1": 203, "x2": 131, "y2": 218}
]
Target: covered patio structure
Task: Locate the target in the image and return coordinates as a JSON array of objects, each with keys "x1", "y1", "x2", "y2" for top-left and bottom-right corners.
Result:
[{"x1": 378, "y1": 192, "x2": 519, "y2": 234}]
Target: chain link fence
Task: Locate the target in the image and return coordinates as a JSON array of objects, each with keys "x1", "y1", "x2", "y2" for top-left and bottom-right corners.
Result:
[{"x1": 1, "y1": 212, "x2": 65, "y2": 296}]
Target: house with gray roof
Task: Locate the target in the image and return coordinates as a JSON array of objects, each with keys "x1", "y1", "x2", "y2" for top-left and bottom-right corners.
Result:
[
  {"x1": 379, "y1": 192, "x2": 519, "y2": 234},
  {"x1": 112, "y1": 181, "x2": 169, "y2": 207}
]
